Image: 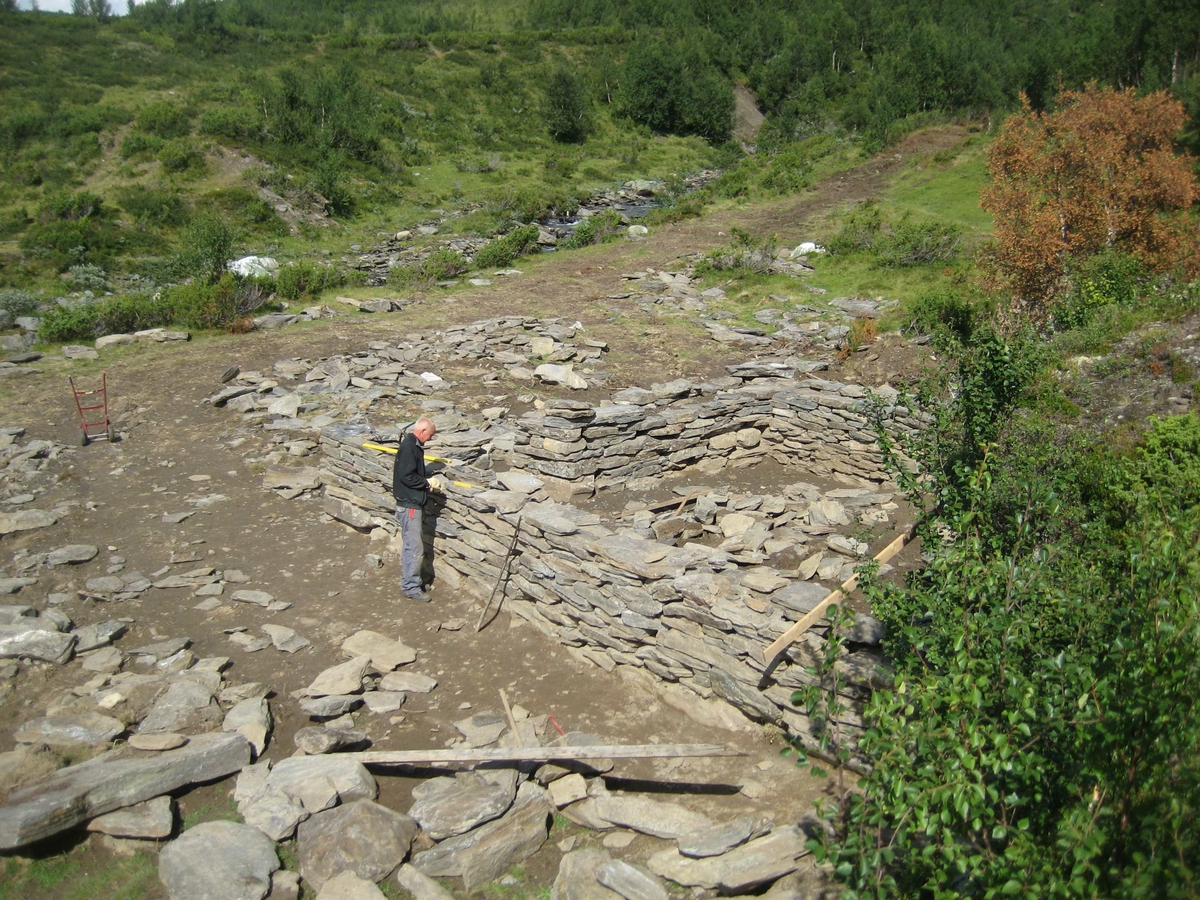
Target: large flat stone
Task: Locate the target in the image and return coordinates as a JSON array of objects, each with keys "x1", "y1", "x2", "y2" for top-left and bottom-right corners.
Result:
[
  {"x1": 87, "y1": 796, "x2": 174, "y2": 838},
  {"x1": 0, "y1": 732, "x2": 250, "y2": 849},
  {"x1": 646, "y1": 826, "x2": 808, "y2": 892},
  {"x1": 138, "y1": 680, "x2": 223, "y2": 734},
  {"x1": 408, "y1": 770, "x2": 518, "y2": 840},
  {"x1": 159, "y1": 820, "x2": 279, "y2": 900},
  {"x1": 413, "y1": 782, "x2": 552, "y2": 890},
  {"x1": 264, "y1": 756, "x2": 377, "y2": 808},
  {"x1": 14, "y1": 711, "x2": 125, "y2": 748},
  {"x1": 590, "y1": 795, "x2": 712, "y2": 840},
  {"x1": 0, "y1": 624, "x2": 75, "y2": 664},
  {"x1": 341, "y1": 632, "x2": 416, "y2": 672},
  {"x1": 305, "y1": 655, "x2": 371, "y2": 697},
  {"x1": 298, "y1": 800, "x2": 418, "y2": 890},
  {"x1": 550, "y1": 849, "x2": 620, "y2": 900},
  {"x1": 596, "y1": 859, "x2": 668, "y2": 900},
  {"x1": 393, "y1": 864, "x2": 456, "y2": 900},
  {"x1": 316, "y1": 871, "x2": 386, "y2": 900}
]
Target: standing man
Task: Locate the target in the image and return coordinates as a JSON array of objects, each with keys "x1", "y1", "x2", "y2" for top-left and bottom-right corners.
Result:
[{"x1": 392, "y1": 417, "x2": 442, "y2": 602}]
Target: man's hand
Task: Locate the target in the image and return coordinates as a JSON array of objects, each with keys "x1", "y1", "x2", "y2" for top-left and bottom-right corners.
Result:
[{"x1": 427, "y1": 476, "x2": 444, "y2": 492}]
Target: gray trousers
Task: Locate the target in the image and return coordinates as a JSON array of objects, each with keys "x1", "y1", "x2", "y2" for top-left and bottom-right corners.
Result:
[{"x1": 397, "y1": 504, "x2": 424, "y2": 594}]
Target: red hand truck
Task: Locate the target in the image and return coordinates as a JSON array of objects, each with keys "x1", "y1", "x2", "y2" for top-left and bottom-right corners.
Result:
[{"x1": 69, "y1": 371, "x2": 116, "y2": 446}]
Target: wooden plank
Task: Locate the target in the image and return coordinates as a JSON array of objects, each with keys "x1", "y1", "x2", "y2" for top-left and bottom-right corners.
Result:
[
  {"x1": 351, "y1": 743, "x2": 742, "y2": 767},
  {"x1": 761, "y1": 524, "x2": 915, "y2": 664}
]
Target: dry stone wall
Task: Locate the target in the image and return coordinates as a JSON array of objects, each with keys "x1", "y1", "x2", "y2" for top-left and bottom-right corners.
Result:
[{"x1": 317, "y1": 375, "x2": 920, "y2": 758}]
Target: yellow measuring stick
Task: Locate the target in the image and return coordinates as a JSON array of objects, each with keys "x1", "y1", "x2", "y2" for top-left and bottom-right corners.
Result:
[{"x1": 360, "y1": 442, "x2": 480, "y2": 489}]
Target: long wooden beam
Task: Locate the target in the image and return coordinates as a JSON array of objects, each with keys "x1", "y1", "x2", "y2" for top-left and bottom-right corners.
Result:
[
  {"x1": 762, "y1": 524, "x2": 915, "y2": 664},
  {"x1": 350, "y1": 743, "x2": 743, "y2": 767}
]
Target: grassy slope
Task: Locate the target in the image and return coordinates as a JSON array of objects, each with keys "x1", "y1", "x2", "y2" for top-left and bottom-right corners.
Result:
[{"x1": 0, "y1": 14, "x2": 714, "y2": 292}]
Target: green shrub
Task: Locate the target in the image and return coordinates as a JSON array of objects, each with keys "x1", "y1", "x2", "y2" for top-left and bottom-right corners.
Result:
[
  {"x1": 0, "y1": 207, "x2": 31, "y2": 239},
  {"x1": 158, "y1": 138, "x2": 204, "y2": 173},
  {"x1": 176, "y1": 213, "x2": 238, "y2": 285},
  {"x1": 120, "y1": 131, "x2": 164, "y2": 159},
  {"x1": 38, "y1": 191, "x2": 104, "y2": 222},
  {"x1": 137, "y1": 101, "x2": 192, "y2": 139},
  {"x1": 39, "y1": 292, "x2": 174, "y2": 342},
  {"x1": 906, "y1": 289, "x2": 979, "y2": 346},
  {"x1": 472, "y1": 224, "x2": 540, "y2": 269},
  {"x1": 543, "y1": 64, "x2": 589, "y2": 143},
  {"x1": 421, "y1": 249, "x2": 468, "y2": 281},
  {"x1": 828, "y1": 204, "x2": 884, "y2": 255},
  {"x1": 560, "y1": 210, "x2": 623, "y2": 250},
  {"x1": 65, "y1": 263, "x2": 110, "y2": 293},
  {"x1": 117, "y1": 186, "x2": 189, "y2": 227},
  {"x1": 874, "y1": 220, "x2": 961, "y2": 267},
  {"x1": 198, "y1": 106, "x2": 259, "y2": 139},
  {"x1": 0, "y1": 289, "x2": 40, "y2": 318},
  {"x1": 695, "y1": 227, "x2": 778, "y2": 276},
  {"x1": 276, "y1": 261, "x2": 346, "y2": 301}
]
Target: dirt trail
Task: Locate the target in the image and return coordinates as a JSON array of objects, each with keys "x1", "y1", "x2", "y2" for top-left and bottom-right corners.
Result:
[{"x1": 0, "y1": 130, "x2": 964, "y2": 897}]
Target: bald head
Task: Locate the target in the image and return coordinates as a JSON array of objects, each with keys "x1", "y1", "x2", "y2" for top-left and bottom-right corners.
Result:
[{"x1": 412, "y1": 417, "x2": 437, "y2": 443}]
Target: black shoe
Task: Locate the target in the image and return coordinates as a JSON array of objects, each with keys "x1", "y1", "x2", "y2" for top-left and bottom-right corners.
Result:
[{"x1": 404, "y1": 590, "x2": 431, "y2": 603}]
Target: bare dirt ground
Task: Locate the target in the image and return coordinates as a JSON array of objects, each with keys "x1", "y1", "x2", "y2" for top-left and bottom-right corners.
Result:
[{"x1": 0, "y1": 130, "x2": 966, "y2": 897}]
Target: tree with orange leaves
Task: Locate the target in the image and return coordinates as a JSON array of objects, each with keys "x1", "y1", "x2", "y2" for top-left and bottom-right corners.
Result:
[{"x1": 981, "y1": 84, "x2": 1197, "y2": 317}]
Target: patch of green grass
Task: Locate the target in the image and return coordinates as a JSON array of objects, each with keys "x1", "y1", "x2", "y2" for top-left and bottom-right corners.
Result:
[
  {"x1": 180, "y1": 795, "x2": 241, "y2": 830},
  {"x1": 0, "y1": 849, "x2": 159, "y2": 900},
  {"x1": 881, "y1": 135, "x2": 994, "y2": 238}
]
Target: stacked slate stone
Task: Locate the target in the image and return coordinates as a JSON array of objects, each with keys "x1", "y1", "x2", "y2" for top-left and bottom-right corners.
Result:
[
  {"x1": 315, "y1": 427, "x2": 892, "y2": 760},
  {"x1": 504, "y1": 363, "x2": 918, "y2": 498}
]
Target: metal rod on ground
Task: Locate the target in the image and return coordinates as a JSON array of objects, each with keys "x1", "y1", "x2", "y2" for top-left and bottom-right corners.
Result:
[
  {"x1": 499, "y1": 689, "x2": 524, "y2": 747},
  {"x1": 352, "y1": 744, "x2": 744, "y2": 767},
  {"x1": 476, "y1": 517, "x2": 522, "y2": 632},
  {"x1": 762, "y1": 524, "x2": 916, "y2": 665}
]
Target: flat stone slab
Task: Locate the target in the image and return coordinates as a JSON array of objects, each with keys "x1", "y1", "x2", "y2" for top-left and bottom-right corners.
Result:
[
  {"x1": 241, "y1": 788, "x2": 308, "y2": 842},
  {"x1": 550, "y1": 849, "x2": 621, "y2": 900},
  {"x1": 413, "y1": 782, "x2": 552, "y2": 890},
  {"x1": 305, "y1": 656, "x2": 371, "y2": 697},
  {"x1": 597, "y1": 859, "x2": 668, "y2": 900},
  {"x1": 646, "y1": 826, "x2": 808, "y2": 892},
  {"x1": 264, "y1": 756, "x2": 377, "y2": 809},
  {"x1": 159, "y1": 820, "x2": 279, "y2": 900},
  {"x1": 394, "y1": 864, "x2": 456, "y2": 900},
  {"x1": 316, "y1": 871, "x2": 386, "y2": 900},
  {"x1": 128, "y1": 733, "x2": 187, "y2": 751},
  {"x1": 377, "y1": 671, "x2": 436, "y2": 693},
  {"x1": 14, "y1": 711, "x2": 125, "y2": 747},
  {"x1": 0, "y1": 509, "x2": 57, "y2": 536},
  {"x1": 0, "y1": 732, "x2": 250, "y2": 849},
  {"x1": 87, "y1": 796, "x2": 174, "y2": 838},
  {"x1": 0, "y1": 624, "x2": 75, "y2": 664},
  {"x1": 341, "y1": 631, "x2": 416, "y2": 671},
  {"x1": 261, "y1": 624, "x2": 310, "y2": 653},
  {"x1": 298, "y1": 800, "x2": 418, "y2": 891},
  {"x1": 408, "y1": 770, "x2": 518, "y2": 840},
  {"x1": 46, "y1": 544, "x2": 99, "y2": 566},
  {"x1": 138, "y1": 680, "x2": 222, "y2": 734},
  {"x1": 590, "y1": 795, "x2": 712, "y2": 840},
  {"x1": 678, "y1": 816, "x2": 773, "y2": 858}
]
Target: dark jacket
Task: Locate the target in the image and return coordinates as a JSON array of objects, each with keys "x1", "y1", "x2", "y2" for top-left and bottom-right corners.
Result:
[{"x1": 392, "y1": 432, "x2": 429, "y2": 508}]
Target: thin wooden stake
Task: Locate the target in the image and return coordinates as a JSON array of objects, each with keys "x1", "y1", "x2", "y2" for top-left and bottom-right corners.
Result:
[
  {"x1": 762, "y1": 524, "x2": 915, "y2": 664},
  {"x1": 499, "y1": 689, "x2": 524, "y2": 747}
]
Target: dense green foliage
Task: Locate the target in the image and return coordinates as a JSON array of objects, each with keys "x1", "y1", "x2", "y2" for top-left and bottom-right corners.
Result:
[
  {"x1": 800, "y1": 321, "x2": 1200, "y2": 896},
  {"x1": 472, "y1": 223, "x2": 540, "y2": 269}
]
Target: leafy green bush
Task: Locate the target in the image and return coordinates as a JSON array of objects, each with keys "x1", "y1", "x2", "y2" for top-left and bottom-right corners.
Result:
[
  {"x1": 421, "y1": 249, "x2": 468, "y2": 281},
  {"x1": 0, "y1": 289, "x2": 40, "y2": 318},
  {"x1": 65, "y1": 263, "x2": 110, "y2": 293},
  {"x1": 276, "y1": 261, "x2": 346, "y2": 301},
  {"x1": 560, "y1": 210, "x2": 623, "y2": 249},
  {"x1": 198, "y1": 106, "x2": 259, "y2": 139},
  {"x1": 543, "y1": 64, "x2": 589, "y2": 143},
  {"x1": 39, "y1": 292, "x2": 174, "y2": 342},
  {"x1": 176, "y1": 213, "x2": 238, "y2": 285},
  {"x1": 695, "y1": 227, "x2": 778, "y2": 276},
  {"x1": 117, "y1": 186, "x2": 189, "y2": 227},
  {"x1": 906, "y1": 289, "x2": 981, "y2": 346},
  {"x1": 158, "y1": 138, "x2": 205, "y2": 173},
  {"x1": 137, "y1": 101, "x2": 192, "y2": 139},
  {"x1": 119, "y1": 131, "x2": 164, "y2": 159},
  {"x1": 828, "y1": 204, "x2": 884, "y2": 255},
  {"x1": 473, "y1": 224, "x2": 540, "y2": 269},
  {"x1": 38, "y1": 191, "x2": 104, "y2": 222}
]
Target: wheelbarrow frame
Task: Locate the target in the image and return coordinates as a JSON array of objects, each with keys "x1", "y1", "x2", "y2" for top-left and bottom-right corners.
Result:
[{"x1": 69, "y1": 371, "x2": 116, "y2": 446}]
